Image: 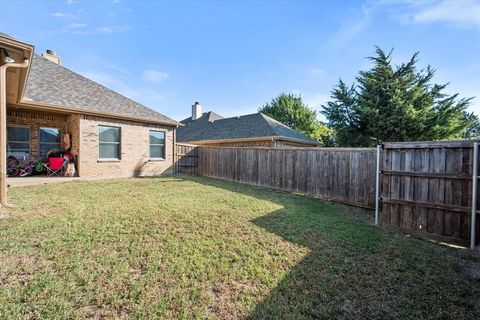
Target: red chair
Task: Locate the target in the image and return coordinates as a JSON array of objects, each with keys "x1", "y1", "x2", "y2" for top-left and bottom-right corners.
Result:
[{"x1": 43, "y1": 157, "x2": 65, "y2": 177}]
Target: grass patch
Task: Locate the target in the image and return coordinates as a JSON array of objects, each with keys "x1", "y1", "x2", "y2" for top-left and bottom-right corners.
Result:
[{"x1": 0, "y1": 176, "x2": 479, "y2": 319}]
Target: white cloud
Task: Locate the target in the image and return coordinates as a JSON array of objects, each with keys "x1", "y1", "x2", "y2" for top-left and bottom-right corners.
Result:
[
  {"x1": 412, "y1": 0, "x2": 480, "y2": 29},
  {"x1": 325, "y1": 3, "x2": 378, "y2": 49},
  {"x1": 65, "y1": 23, "x2": 87, "y2": 29},
  {"x1": 142, "y1": 69, "x2": 170, "y2": 83},
  {"x1": 391, "y1": 0, "x2": 480, "y2": 30},
  {"x1": 76, "y1": 57, "x2": 175, "y2": 115},
  {"x1": 79, "y1": 70, "x2": 171, "y2": 105},
  {"x1": 98, "y1": 27, "x2": 115, "y2": 33},
  {"x1": 50, "y1": 12, "x2": 76, "y2": 19},
  {"x1": 88, "y1": 56, "x2": 132, "y2": 78},
  {"x1": 327, "y1": 0, "x2": 479, "y2": 51},
  {"x1": 73, "y1": 25, "x2": 133, "y2": 35},
  {"x1": 80, "y1": 70, "x2": 124, "y2": 89}
]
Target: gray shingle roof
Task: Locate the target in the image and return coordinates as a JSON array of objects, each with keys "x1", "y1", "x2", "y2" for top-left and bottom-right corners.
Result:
[
  {"x1": 23, "y1": 55, "x2": 178, "y2": 126},
  {"x1": 180, "y1": 111, "x2": 224, "y2": 126},
  {"x1": 177, "y1": 112, "x2": 319, "y2": 145}
]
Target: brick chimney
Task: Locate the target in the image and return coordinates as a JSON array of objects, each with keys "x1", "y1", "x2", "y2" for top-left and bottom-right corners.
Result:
[
  {"x1": 42, "y1": 49, "x2": 61, "y2": 65},
  {"x1": 192, "y1": 101, "x2": 202, "y2": 120}
]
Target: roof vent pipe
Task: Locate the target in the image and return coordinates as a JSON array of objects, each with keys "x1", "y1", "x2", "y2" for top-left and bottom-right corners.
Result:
[{"x1": 192, "y1": 101, "x2": 202, "y2": 120}]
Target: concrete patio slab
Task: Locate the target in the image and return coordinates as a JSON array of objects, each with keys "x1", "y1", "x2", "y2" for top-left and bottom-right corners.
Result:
[{"x1": 7, "y1": 175, "x2": 127, "y2": 188}]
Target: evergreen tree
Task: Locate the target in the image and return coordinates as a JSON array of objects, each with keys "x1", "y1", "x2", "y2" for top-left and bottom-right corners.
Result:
[
  {"x1": 462, "y1": 112, "x2": 480, "y2": 139},
  {"x1": 322, "y1": 47, "x2": 474, "y2": 146}
]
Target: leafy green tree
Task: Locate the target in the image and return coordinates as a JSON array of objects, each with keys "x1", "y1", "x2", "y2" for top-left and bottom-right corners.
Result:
[
  {"x1": 322, "y1": 47, "x2": 474, "y2": 146},
  {"x1": 259, "y1": 93, "x2": 335, "y2": 146},
  {"x1": 259, "y1": 93, "x2": 318, "y2": 136},
  {"x1": 312, "y1": 122, "x2": 336, "y2": 147}
]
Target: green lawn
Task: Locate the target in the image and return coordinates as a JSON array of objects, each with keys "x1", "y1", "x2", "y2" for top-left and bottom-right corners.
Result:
[{"x1": 0, "y1": 176, "x2": 479, "y2": 319}]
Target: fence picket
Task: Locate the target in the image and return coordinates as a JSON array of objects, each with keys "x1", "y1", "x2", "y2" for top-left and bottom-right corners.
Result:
[{"x1": 179, "y1": 141, "x2": 478, "y2": 245}]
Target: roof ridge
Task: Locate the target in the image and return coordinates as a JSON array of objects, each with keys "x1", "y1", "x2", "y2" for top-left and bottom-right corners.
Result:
[
  {"x1": 204, "y1": 112, "x2": 259, "y2": 122},
  {"x1": 257, "y1": 113, "x2": 281, "y2": 136},
  {"x1": 259, "y1": 112, "x2": 319, "y2": 143}
]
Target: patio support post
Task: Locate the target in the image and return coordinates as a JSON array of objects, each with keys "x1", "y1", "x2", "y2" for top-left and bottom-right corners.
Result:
[
  {"x1": 375, "y1": 144, "x2": 381, "y2": 226},
  {"x1": 471, "y1": 142, "x2": 478, "y2": 250},
  {"x1": 0, "y1": 59, "x2": 29, "y2": 208}
]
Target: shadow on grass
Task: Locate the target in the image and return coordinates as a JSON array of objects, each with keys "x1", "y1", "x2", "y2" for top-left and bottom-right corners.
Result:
[{"x1": 176, "y1": 176, "x2": 480, "y2": 319}]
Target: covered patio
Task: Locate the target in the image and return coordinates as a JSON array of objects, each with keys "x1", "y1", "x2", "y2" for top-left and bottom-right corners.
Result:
[
  {"x1": 6, "y1": 108, "x2": 80, "y2": 177},
  {"x1": 7, "y1": 108, "x2": 79, "y2": 161}
]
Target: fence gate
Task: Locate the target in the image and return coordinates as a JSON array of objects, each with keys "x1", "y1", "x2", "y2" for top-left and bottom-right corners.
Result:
[
  {"x1": 380, "y1": 141, "x2": 479, "y2": 247},
  {"x1": 175, "y1": 143, "x2": 198, "y2": 175}
]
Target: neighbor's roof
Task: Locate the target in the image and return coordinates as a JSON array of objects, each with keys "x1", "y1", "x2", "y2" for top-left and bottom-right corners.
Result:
[
  {"x1": 177, "y1": 112, "x2": 320, "y2": 145},
  {"x1": 22, "y1": 54, "x2": 178, "y2": 126},
  {"x1": 180, "y1": 111, "x2": 225, "y2": 126}
]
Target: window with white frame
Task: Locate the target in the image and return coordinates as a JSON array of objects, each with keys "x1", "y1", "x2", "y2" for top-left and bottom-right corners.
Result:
[
  {"x1": 99, "y1": 126, "x2": 121, "y2": 159},
  {"x1": 7, "y1": 125, "x2": 30, "y2": 160},
  {"x1": 39, "y1": 127, "x2": 61, "y2": 158},
  {"x1": 149, "y1": 130, "x2": 165, "y2": 159}
]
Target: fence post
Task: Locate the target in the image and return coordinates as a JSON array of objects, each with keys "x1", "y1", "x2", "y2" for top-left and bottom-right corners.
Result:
[
  {"x1": 471, "y1": 142, "x2": 478, "y2": 250},
  {"x1": 375, "y1": 145, "x2": 381, "y2": 226}
]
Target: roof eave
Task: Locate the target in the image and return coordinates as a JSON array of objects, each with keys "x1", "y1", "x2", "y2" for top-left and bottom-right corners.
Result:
[
  {"x1": 184, "y1": 135, "x2": 320, "y2": 146},
  {"x1": 0, "y1": 34, "x2": 34, "y2": 104},
  {"x1": 275, "y1": 136, "x2": 321, "y2": 146},
  {"x1": 16, "y1": 99, "x2": 180, "y2": 127}
]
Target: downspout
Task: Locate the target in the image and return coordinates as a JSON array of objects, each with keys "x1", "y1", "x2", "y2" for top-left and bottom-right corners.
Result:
[
  {"x1": 173, "y1": 126, "x2": 177, "y2": 174},
  {"x1": 0, "y1": 59, "x2": 30, "y2": 208}
]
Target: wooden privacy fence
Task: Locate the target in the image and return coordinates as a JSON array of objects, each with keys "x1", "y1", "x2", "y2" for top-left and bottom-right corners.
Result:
[
  {"x1": 197, "y1": 147, "x2": 377, "y2": 208},
  {"x1": 381, "y1": 141, "x2": 479, "y2": 245},
  {"x1": 192, "y1": 142, "x2": 479, "y2": 247},
  {"x1": 175, "y1": 143, "x2": 198, "y2": 175}
]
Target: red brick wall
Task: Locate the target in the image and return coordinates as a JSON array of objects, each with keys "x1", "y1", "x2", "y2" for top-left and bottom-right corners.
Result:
[{"x1": 7, "y1": 110, "x2": 69, "y2": 160}]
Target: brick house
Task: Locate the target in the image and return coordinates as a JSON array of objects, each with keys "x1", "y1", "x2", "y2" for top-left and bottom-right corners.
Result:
[
  {"x1": 177, "y1": 102, "x2": 320, "y2": 147},
  {"x1": 0, "y1": 33, "x2": 179, "y2": 178}
]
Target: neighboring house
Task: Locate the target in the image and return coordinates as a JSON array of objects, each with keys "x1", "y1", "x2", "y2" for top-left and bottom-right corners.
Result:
[
  {"x1": 177, "y1": 102, "x2": 320, "y2": 147},
  {"x1": 1, "y1": 33, "x2": 179, "y2": 177}
]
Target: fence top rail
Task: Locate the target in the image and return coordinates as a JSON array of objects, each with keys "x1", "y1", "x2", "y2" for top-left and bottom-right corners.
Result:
[
  {"x1": 176, "y1": 143, "x2": 199, "y2": 147},
  {"x1": 181, "y1": 140, "x2": 478, "y2": 150},
  {"x1": 198, "y1": 146, "x2": 377, "y2": 151},
  {"x1": 383, "y1": 140, "x2": 479, "y2": 149}
]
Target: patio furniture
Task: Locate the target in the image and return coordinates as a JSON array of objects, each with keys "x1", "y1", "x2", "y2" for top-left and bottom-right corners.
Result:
[{"x1": 43, "y1": 157, "x2": 65, "y2": 177}]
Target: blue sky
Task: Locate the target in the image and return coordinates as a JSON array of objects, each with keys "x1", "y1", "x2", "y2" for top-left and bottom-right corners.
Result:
[{"x1": 1, "y1": 0, "x2": 479, "y2": 121}]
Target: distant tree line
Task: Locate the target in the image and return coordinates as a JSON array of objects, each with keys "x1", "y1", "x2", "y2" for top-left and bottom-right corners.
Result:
[{"x1": 259, "y1": 47, "x2": 478, "y2": 147}]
